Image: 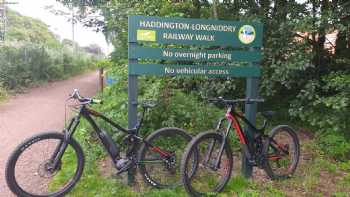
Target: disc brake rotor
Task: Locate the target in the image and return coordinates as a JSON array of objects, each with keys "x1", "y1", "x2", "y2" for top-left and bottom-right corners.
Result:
[{"x1": 37, "y1": 160, "x2": 61, "y2": 178}]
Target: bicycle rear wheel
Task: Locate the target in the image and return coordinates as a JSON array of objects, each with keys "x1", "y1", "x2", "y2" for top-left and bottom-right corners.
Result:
[
  {"x1": 6, "y1": 132, "x2": 84, "y2": 197},
  {"x1": 263, "y1": 125, "x2": 300, "y2": 179},
  {"x1": 181, "y1": 131, "x2": 233, "y2": 197},
  {"x1": 138, "y1": 127, "x2": 194, "y2": 188}
]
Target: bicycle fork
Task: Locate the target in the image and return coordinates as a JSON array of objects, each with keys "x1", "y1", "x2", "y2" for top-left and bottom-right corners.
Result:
[
  {"x1": 206, "y1": 112, "x2": 255, "y2": 170},
  {"x1": 49, "y1": 116, "x2": 80, "y2": 171},
  {"x1": 203, "y1": 117, "x2": 232, "y2": 170}
]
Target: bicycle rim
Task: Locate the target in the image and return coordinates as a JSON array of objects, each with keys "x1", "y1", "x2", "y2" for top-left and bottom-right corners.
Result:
[
  {"x1": 140, "y1": 130, "x2": 192, "y2": 188},
  {"x1": 265, "y1": 128, "x2": 299, "y2": 178},
  {"x1": 7, "y1": 133, "x2": 82, "y2": 197},
  {"x1": 183, "y1": 133, "x2": 232, "y2": 196}
]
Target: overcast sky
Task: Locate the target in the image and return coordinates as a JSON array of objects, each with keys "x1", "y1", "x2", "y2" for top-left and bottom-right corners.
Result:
[{"x1": 8, "y1": 0, "x2": 113, "y2": 54}]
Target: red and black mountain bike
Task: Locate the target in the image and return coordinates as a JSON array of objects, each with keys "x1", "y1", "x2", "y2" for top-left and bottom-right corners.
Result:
[{"x1": 181, "y1": 97, "x2": 300, "y2": 197}]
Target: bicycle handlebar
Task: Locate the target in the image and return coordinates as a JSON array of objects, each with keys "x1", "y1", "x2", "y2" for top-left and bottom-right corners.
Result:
[
  {"x1": 70, "y1": 89, "x2": 82, "y2": 100},
  {"x1": 69, "y1": 89, "x2": 103, "y2": 105},
  {"x1": 208, "y1": 97, "x2": 265, "y2": 105}
]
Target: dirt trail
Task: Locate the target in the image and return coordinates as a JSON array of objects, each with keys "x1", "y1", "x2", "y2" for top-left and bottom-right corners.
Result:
[{"x1": 0, "y1": 71, "x2": 99, "y2": 197}]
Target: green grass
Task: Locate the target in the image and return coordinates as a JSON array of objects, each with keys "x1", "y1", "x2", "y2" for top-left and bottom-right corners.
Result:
[
  {"x1": 50, "y1": 149, "x2": 350, "y2": 197},
  {"x1": 46, "y1": 63, "x2": 350, "y2": 196},
  {"x1": 222, "y1": 176, "x2": 250, "y2": 196},
  {"x1": 0, "y1": 85, "x2": 8, "y2": 103},
  {"x1": 65, "y1": 171, "x2": 137, "y2": 197},
  {"x1": 50, "y1": 147, "x2": 79, "y2": 192},
  {"x1": 47, "y1": 123, "x2": 350, "y2": 197}
]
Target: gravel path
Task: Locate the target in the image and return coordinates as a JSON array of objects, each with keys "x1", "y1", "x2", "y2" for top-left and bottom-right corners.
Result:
[{"x1": 0, "y1": 71, "x2": 99, "y2": 196}]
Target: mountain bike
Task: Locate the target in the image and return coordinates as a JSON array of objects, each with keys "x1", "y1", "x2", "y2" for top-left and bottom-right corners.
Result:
[
  {"x1": 6, "y1": 89, "x2": 193, "y2": 197},
  {"x1": 181, "y1": 97, "x2": 300, "y2": 197}
]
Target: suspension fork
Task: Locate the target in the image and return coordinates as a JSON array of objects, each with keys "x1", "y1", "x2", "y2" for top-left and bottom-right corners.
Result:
[
  {"x1": 204, "y1": 116, "x2": 234, "y2": 170},
  {"x1": 203, "y1": 118, "x2": 225, "y2": 164},
  {"x1": 50, "y1": 115, "x2": 80, "y2": 169},
  {"x1": 212, "y1": 121, "x2": 232, "y2": 169},
  {"x1": 50, "y1": 118, "x2": 76, "y2": 161},
  {"x1": 213, "y1": 111, "x2": 256, "y2": 169}
]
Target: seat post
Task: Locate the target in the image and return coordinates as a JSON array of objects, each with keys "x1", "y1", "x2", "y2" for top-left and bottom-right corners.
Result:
[{"x1": 136, "y1": 107, "x2": 147, "y2": 133}]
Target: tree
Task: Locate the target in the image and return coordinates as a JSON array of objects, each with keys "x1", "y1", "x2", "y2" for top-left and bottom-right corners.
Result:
[
  {"x1": 62, "y1": 38, "x2": 80, "y2": 50},
  {"x1": 83, "y1": 43, "x2": 103, "y2": 56},
  {"x1": 57, "y1": 0, "x2": 350, "y2": 135},
  {"x1": 6, "y1": 10, "x2": 60, "y2": 47}
]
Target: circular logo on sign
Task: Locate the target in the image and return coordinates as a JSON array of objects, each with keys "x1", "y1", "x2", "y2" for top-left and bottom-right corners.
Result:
[{"x1": 238, "y1": 25, "x2": 256, "y2": 44}]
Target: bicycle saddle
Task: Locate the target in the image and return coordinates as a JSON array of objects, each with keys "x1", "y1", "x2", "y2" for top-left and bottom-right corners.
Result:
[
  {"x1": 141, "y1": 100, "x2": 157, "y2": 108},
  {"x1": 261, "y1": 111, "x2": 276, "y2": 119}
]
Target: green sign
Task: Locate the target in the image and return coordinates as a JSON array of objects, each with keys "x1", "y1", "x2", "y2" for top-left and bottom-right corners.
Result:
[
  {"x1": 127, "y1": 15, "x2": 264, "y2": 182},
  {"x1": 129, "y1": 47, "x2": 262, "y2": 62},
  {"x1": 129, "y1": 15, "x2": 263, "y2": 47},
  {"x1": 129, "y1": 64, "x2": 260, "y2": 77},
  {"x1": 128, "y1": 15, "x2": 263, "y2": 77}
]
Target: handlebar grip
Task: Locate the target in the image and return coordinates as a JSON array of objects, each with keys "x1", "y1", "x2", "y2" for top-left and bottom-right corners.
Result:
[
  {"x1": 208, "y1": 97, "x2": 264, "y2": 105},
  {"x1": 209, "y1": 96, "x2": 224, "y2": 101},
  {"x1": 248, "y1": 98, "x2": 265, "y2": 102},
  {"x1": 91, "y1": 99, "x2": 103, "y2": 104}
]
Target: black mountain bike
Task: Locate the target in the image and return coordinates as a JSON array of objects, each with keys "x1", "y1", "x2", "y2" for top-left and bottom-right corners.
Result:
[
  {"x1": 6, "y1": 89, "x2": 193, "y2": 197},
  {"x1": 181, "y1": 97, "x2": 300, "y2": 197}
]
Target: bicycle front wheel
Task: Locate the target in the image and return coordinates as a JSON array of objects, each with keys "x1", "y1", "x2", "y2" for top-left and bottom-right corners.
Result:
[
  {"x1": 263, "y1": 125, "x2": 300, "y2": 179},
  {"x1": 181, "y1": 131, "x2": 233, "y2": 197},
  {"x1": 6, "y1": 132, "x2": 84, "y2": 197}
]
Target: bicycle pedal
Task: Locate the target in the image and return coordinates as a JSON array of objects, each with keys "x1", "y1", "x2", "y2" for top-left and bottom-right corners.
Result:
[
  {"x1": 112, "y1": 171, "x2": 123, "y2": 178},
  {"x1": 115, "y1": 161, "x2": 133, "y2": 175},
  {"x1": 113, "y1": 168, "x2": 128, "y2": 177}
]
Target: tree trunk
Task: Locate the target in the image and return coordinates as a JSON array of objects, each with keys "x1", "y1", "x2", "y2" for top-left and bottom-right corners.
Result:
[
  {"x1": 212, "y1": 0, "x2": 219, "y2": 19},
  {"x1": 272, "y1": 0, "x2": 287, "y2": 20},
  {"x1": 318, "y1": 0, "x2": 329, "y2": 53},
  {"x1": 259, "y1": 0, "x2": 270, "y2": 19},
  {"x1": 192, "y1": 0, "x2": 201, "y2": 18},
  {"x1": 311, "y1": 0, "x2": 318, "y2": 56},
  {"x1": 335, "y1": 16, "x2": 350, "y2": 58},
  {"x1": 335, "y1": 1, "x2": 350, "y2": 58},
  {"x1": 248, "y1": 0, "x2": 259, "y2": 15}
]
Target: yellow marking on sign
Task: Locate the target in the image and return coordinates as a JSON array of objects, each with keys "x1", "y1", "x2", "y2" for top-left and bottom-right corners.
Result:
[{"x1": 137, "y1": 29, "x2": 156, "y2": 42}]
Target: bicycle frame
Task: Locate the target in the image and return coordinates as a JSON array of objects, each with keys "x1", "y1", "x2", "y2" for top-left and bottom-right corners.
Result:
[
  {"x1": 209, "y1": 105, "x2": 265, "y2": 169},
  {"x1": 50, "y1": 104, "x2": 172, "y2": 170},
  {"x1": 211, "y1": 105, "x2": 289, "y2": 168}
]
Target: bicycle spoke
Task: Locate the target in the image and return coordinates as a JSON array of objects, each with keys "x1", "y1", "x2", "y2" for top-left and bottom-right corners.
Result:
[
  {"x1": 11, "y1": 136, "x2": 80, "y2": 196},
  {"x1": 139, "y1": 159, "x2": 164, "y2": 164},
  {"x1": 265, "y1": 127, "x2": 299, "y2": 178},
  {"x1": 185, "y1": 135, "x2": 232, "y2": 194},
  {"x1": 140, "y1": 130, "x2": 190, "y2": 188}
]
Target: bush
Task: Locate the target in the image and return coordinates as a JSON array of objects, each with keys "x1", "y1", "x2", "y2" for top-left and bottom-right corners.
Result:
[
  {"x1": 317, "y1": 132, "x2": 350, "y2": 161},
  {"x1": 47, "y1": 64, "x2": 65, "y2": 80},
  {"x1": 0, "y1": 42, "x2": 98, "y2": 91},
  {"x1": 143, "y1": 88, "x2": 222, "y2": 136},
  {"x1": 87, "y1": 60, "x2": 224, "y2": 138},
  {"x1": 0, "y1": 83, "x2": 7, "y2": 101},
  {"x1": 289, "y1": 72, "x2": 350, "y2": 140}
]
